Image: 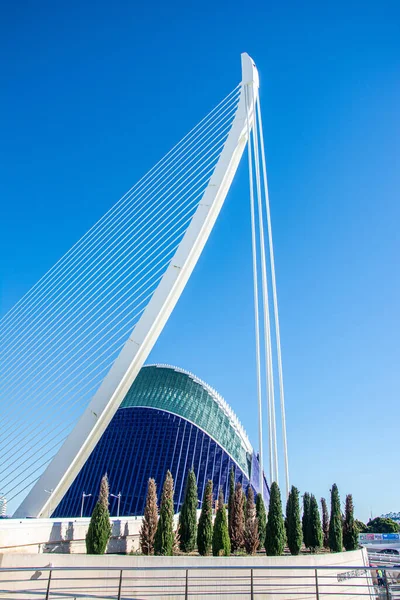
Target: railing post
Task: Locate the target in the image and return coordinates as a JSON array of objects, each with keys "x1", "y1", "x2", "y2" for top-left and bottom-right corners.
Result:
[
  {"x1": 45, "y1": 569, "x2": 52, "y2": 600},
  {"x1": 384, "y1": 569, "x2": 390, "y2": 600},
  {"x1": 117, "y1": 569, "x2": 123, "y2": 600},
  {"x1": 315, "y1": 568, "x2": 320, "y2": 600},
  {"x1": 250, "y1": 568, "x2": 254, "y2": 600},
  {"x1": 185, "y1": 568, "x2": 189, "y2": 600}
]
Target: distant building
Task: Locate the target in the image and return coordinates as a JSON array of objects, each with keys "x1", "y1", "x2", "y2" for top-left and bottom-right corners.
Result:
[
  {"x1": 0, "y1": 497, "x2": 7, "y2": 517},
  {"x1": 53, "y1": 364, "x2": 269, "y2": 518}
]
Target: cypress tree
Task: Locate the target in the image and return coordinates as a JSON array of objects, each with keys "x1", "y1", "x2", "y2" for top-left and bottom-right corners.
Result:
[
  {"x1": 265, "y1": 482, "x2": 286, "y2": 556},
  {"x1": 286, "y1": 486, "x2": 302, "y2": 555},
  {"x1": 228, "y1": 467, "x2": 235, "y2": 541},
  {"x1": 154, "y1": 470, "x2": 175, "y2": 556},
  {"x1": 197, "y1": 480, "x2": 213, "y2": 556},
  {"x1": 231, "y1": 482, "x2": 245, "y2": 552},
  {"x1": 86, "y1": 474, "x2": 112, "y2": 554},
  {"x1": 242, "y1": 489, "x2": 247, "y2": 523},
  {"x1": 255, "y1": 493, "x2": 267, "y2": 551},
  {"x1": 329, "y1": 483, "x2": 343, "y2": 552},
  {"x1": 173, "y1": 523, "x2": 181, "y2": 555},
  {"x1": 309, "y1": 495, "x2": 323, "y2": 553},
  {"x1": 244, "y1": 486, "x2": 259, "y2": 555},
  {"x1": 321, "y1": 497, "x2": 329, "y2": 549},
  {"x1": 178, "y1": 469, "x2": 198, "y2": 552},
  {"x1": 343, "y1": 494, "x2": 358, "y2": 551},
  {"x1": 140, "y1": 478, "x2": 158, "y2": 555},
  {"x1": 99, "y1": 474, "x2": 109, "y2": 508},
  {"x1": 302, "y1": 492, "x2": 311, "y2": 549},
  {"x1": 212, "y1": 488, "x2": 231, "y2": 556},
  {"x1": 285, "y1": 493, "x2": 290, "y2": 535}
]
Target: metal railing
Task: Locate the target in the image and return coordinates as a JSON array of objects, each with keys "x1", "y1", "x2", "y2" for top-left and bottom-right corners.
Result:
[
  {"x1": 0, "y1": 563, "x2": 399, "y2": 599},
  {"x1": 368, "y1": 553, "x2": 400, "y2": 566}
]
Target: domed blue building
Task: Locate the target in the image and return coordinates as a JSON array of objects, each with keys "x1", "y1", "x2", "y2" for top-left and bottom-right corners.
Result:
[{"x1": 53, "y1": 365, "x2": 269, "y2": 517}]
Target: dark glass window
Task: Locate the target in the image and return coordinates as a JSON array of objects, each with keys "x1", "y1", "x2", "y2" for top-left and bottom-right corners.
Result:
[{"x1": 53, "y1": 406, "x2": 269, "y2": 518}]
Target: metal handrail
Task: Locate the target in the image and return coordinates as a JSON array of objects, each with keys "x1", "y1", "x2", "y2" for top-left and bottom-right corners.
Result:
[
  {"x1": 0, "y1": 565, "x2": 396, "y2": 577},
  {"x1": 369, "y1": 553, "x2": 400, "y2": 562},
  {"x1": 0, "y1": 563, "x2": 397, "y2": 599}
]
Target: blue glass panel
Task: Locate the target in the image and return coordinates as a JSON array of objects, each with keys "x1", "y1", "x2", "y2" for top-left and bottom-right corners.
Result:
[{"x1": 53, "y1": 407, "x2": 269, "y2": 518}]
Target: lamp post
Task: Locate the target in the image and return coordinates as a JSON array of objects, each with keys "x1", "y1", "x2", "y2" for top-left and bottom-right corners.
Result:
[
  {"x1": 80, "y1": 492, "x2": 92, "y2": 518},
  {"x1": 110, "y1": 492, "x2": 122, "y2": 517}
]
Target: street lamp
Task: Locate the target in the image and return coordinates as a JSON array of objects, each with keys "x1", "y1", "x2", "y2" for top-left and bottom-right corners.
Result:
[
  {"x1": 110, "y1": 492, "x2": 122, "y2": 517},
  {"x1": 80, "y1": 492, "x2": 92, "y2": 518}
]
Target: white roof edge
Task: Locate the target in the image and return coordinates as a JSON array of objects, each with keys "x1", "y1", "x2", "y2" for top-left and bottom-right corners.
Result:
[{"x1": 145, "y1": 364, "x2": 253, "y2": 455}]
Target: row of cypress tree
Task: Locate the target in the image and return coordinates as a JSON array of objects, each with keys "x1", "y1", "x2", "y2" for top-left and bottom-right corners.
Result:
[
  {"x1": 140, "y1": 468, "x2": 262, "y2": 556},
  {"x1": 140, "y1": 467, "x2": 276, "y2": 556},
  {"x1": 292, "y1": 484, "x2": 359, "y2": 555},
  {"x1": 86, "y1": 472, "x2": 359, "y2": 557}
]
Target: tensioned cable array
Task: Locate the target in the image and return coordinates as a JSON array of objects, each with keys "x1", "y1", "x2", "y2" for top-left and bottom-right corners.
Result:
[
  {"x1": 0, "y1": 85, "x2": 241, "y2": 509},
  {"x1": 245, "y1": 84, "x2": 290, "y2": 498}
]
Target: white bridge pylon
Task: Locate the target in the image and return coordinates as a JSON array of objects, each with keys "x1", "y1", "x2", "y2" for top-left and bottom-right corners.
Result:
[{"x1": 4, "y1": 53, "x2": 288, "y2": 518}]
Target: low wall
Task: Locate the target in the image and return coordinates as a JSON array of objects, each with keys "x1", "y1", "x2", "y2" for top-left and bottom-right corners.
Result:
[
  {"x1": 0, "y1": 550, "x2": 374, "y2": 599},
  {"x1": 0, "y1": 516, "x2": 147, "y2": 554},
  {"x1": 0, "y1": 514, "x2": 186, "y2": 554}
]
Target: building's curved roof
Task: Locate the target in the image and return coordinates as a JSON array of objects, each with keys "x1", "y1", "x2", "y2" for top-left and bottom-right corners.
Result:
[{"x1": 120, "y1": 364, "x2": 253, "y2": 473}]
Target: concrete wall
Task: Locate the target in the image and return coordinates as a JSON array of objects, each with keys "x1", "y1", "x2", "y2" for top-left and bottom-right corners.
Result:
[
  {"x1": 0, "y1": 549, "x2": 374, "y2": 599},
  {"x1": 0, "y1": 516, "x2": 147, "y2": 554},
  {"x1": 0, "y1": 513, "x2": 189, "y2": 555}
]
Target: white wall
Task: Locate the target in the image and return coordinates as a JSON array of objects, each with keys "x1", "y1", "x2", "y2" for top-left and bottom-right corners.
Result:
[{"x1": 0, "y1": 516, "x2": 146, "y2": 554}]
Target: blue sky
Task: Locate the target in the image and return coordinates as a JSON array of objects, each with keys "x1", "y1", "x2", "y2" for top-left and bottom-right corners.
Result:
[{"x1": 1, "y1": 1, "x2": 399, "y2": 522}]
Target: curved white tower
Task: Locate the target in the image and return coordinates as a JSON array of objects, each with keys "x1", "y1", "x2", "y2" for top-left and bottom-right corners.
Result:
[{"x1": 12, "y1": 54, "x2": 260, "y2": 518}]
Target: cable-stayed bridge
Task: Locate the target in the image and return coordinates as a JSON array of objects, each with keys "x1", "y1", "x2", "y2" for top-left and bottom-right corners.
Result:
[{"x1": 0, "y1": 53, "x2": 289, "y2": 519}]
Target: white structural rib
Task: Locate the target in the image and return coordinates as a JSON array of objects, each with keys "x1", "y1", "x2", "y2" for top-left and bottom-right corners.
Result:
[{"x1": 14, "y1": 53, "x2": 259, "y2": 518}]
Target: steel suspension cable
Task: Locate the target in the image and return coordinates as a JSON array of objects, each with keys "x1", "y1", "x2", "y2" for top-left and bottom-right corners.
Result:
[
  {"x1": 256, "y1": 95, "x2": 289, "y2": 498},
  {"x1": 0, "y1": 155, "x2": 219, "y2": 393},
  {"x1": 0, "y1": 87, "x2": 243, "y2": 502},
  {"x1": 0, "y1": 111, "x2": 235, "y2": 363},
  {"x1": 0, "y1": 85, "x2": 240, "y2": 333},
  {"x1": 252, "y1": 99, "x2": 279, "y2": 485},
  {"x1": 0, "y1": 209, "x2": 196, "y2": 435},
  {"x1": 244, "y1": 85, "x2": 266, "y2": 494}
]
